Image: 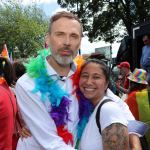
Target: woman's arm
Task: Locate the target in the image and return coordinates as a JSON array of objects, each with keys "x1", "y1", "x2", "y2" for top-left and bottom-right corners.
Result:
[{"x1": 102, "y1": 123, "x2": 129, "y2": 150}]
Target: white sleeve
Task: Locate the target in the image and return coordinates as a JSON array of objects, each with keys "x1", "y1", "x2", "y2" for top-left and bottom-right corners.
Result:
[
  {"x1": 100, "y1": 102, "x2": 128, "y2": 132},
  {"x1": 15, "y1": 77, "x2": 75, "y2": 150},
  {"x1": 106, "y1": 89, "x2": 135, "y2": 121},
  {"x1": 117, "y1": 100, "x2": 135, "y2": 120}
]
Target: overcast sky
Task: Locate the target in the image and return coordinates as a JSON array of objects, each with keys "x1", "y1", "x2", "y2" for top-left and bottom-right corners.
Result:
[{"x1": 20, "y1": 0, "x2": 120, "y2": 56}]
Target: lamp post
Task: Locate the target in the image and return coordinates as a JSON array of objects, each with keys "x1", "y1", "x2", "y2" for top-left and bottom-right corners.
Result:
[{"x1": 76, "y1": 0, "x2": 81, "y2": 55}]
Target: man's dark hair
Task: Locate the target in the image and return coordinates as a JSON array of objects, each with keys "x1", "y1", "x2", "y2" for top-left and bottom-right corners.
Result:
[{"x1": 48, "y1": 11, "x2": 83, "y2": 36}]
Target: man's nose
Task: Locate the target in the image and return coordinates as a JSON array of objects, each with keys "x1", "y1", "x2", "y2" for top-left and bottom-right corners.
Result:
[{"x1": 64, "y1": 36, "x2": 71, "y2": 46}]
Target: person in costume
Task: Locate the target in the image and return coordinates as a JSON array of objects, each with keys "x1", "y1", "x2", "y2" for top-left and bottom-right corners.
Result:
[
  {"x1": 125, "y1": 68, "x2": 150, "y2": 149},
  {"x1": 15, "y1": 11, "x2": 141, "y2": 150},
  {"x1": 0, "y1": 57, "x2": 17, "y2": 150}
]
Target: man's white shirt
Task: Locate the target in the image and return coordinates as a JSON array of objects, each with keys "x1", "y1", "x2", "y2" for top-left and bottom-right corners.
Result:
[{"x1": 16, "y1": 59, "x2": 78, "y2": 150}]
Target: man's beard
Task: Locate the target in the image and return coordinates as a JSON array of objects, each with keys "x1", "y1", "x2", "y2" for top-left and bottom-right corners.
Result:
[{"x1": 52, "y1": 54, "x2": 74, "y2": 66}]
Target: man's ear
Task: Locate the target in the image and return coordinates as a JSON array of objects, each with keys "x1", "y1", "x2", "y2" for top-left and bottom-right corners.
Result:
[{"x1": 45, "y1": 33, "x2": 50, "y2": 47}]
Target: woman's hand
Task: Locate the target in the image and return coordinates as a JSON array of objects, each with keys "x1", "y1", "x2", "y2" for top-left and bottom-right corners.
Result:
[
  {"x1": 19, "y1": 127, "x2": 32, "y2": 139},
  {"x1": 129, "y1": 134, "x2": 142, "y2": 150}
]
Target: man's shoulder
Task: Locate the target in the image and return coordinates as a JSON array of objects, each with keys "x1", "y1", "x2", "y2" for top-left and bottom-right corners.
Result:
[
  {"x1": 17, "y1": 73, "x2": 30, "y2": 83},
  {"x1": 16, "y1": 73, "x2": 34, "y2": 90},
  {"x1": 143, "y1": 45, "x2": 150, "y2": 50}
]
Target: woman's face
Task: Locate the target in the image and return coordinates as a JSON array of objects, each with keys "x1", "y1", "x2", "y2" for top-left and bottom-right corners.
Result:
[{"x1": 79, "y1": 62, "x2": 108, "y2": 106}]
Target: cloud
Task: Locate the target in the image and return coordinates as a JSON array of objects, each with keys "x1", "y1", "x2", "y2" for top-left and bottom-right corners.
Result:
[
  {"x1": 38, "y1": 0, "x2": 56, "y2": 4},
  {"x1": 21, "y1": 0, "x2": 56, "y2": 5},
  {"x1": 81, "y1": 36, "x2": 120, "y2": 57},
  {"x1": 81, "y1": 37, "x2": 95, "y2": 54},
  {"x1": 51, "y1": 7, "x2": 67, "y2": 15}
]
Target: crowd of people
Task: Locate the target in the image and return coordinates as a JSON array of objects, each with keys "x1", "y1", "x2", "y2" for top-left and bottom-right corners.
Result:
[{"x1": 0, "y1": 11, "x2": 150, "y2": 150}]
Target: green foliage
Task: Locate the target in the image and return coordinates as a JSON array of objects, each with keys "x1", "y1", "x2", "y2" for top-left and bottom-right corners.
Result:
[
  {"x1": 0, "y1": 1, "x2": 48, "y2": 59},
  {"x1": 57, "y1": 0, "x2": 150, "y2": 43}
]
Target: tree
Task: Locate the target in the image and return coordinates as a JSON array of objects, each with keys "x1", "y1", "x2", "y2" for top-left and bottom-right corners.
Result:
[
  {"x1": 57, "y1": 0, "x2": 150, "y2": 43},
  {"x1": 0, "y1": 0, "x2": 48, "y2": 59}
]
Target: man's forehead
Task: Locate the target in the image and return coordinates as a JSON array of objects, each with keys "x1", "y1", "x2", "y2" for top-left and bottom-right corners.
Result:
[
  {"x1": 52, "y1": 17, "x2": 80, "y2": 26},
  {"x1": 51, "y1": 18, "x2": 82, "y2": 34}
]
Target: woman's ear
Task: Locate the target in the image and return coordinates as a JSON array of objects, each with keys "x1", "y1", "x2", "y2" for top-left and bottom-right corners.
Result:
[{"x1": 105, "y1": 83, "x2": 109, "y2": 93}]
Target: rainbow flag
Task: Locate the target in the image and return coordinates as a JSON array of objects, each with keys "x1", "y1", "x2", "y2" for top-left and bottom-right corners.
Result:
[
  {"x1": 1, "y1": 44, "x2": 9, "y2": 59},
  {"x1": 136, "y1": 89, "x2": 150, "y2": 145}
]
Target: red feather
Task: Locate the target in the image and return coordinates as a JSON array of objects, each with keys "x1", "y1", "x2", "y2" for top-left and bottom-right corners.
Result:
[{"x1": 57, "y1": 126, "x2": 73, "y2": 145}]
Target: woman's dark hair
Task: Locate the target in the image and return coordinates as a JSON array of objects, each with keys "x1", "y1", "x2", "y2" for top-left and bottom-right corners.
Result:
[
  {"x1": 0, "y1": 57, "x2": 15, "y2": 86},
  {"x1": 81, "y1": 58, "x2": 110, "y2": 84},
  {"x1": 129, "y1": 81, "x2": 147, "y2": 93},
  {"x1": 13, "y1": 61, "x2": 26, "y2": 81}
]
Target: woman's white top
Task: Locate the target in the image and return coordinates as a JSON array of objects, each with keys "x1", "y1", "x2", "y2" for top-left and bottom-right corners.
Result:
[{"x1": 79, "y1": 96, "x2": 128, "y2": 150}]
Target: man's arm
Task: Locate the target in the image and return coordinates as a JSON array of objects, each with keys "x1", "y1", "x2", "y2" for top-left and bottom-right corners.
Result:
[{"x1": 102, "y1": 123, "x2": 129, "y2": 150}]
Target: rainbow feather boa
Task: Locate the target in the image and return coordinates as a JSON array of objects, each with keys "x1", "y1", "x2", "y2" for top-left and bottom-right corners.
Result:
[{"x1": 25, "y1": 49, "x2": 94, "y2": 146}]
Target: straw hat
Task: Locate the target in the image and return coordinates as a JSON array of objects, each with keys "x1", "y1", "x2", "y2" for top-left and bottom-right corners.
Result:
[{"x1": 128, "y1": 68, "x2": 148, "y2": 85}]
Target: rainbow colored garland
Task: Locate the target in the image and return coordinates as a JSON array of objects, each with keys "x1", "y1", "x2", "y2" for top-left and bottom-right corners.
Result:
[{"x1": 25, "y1": 48, "x2": 93, "y2": 147}]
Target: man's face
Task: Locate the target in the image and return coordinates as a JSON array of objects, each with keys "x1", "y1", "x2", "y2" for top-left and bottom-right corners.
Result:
[
  {"x1": 48, "y1": 17, "x2": 82, "y2": 66},
  {"x1": 120, "y1": 67, "x2": 129, "y2": 76},
  {"x1": 143, "y1": 35, "x2": 150, "y2": 45}
]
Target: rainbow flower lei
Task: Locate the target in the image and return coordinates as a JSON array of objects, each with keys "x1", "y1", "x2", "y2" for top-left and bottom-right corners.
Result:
[{"x1": 25, "y1": 48, "x2": 94, "y2": 146}]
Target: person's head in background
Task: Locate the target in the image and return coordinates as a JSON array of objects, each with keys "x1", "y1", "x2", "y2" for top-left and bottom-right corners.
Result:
[
  {"x1": 47, "y1": 11, "x2": 83, "y2": 66},
  {"x1": 79, "y1": 59, "x2": 110, "y2": 106},
  {"x1": 128, "y1": 68, "x2": 148, "y2": 94},
  {"x1": 118, "y1": 61, "x2": 130, "y2": 76},
  {"x1": 13, "y1": 61, "x2": 26, "y2": 82},
  {"x1": 0, "y1": 57, "x2": 15, "y2": 86},
  {"x1": 143, "y1": 34, "x2": 150, "y2": 46}
]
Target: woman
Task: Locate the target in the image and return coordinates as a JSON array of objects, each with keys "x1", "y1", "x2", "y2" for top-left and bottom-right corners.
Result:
[
  {"x1": 0, "y1": 56, "x2": 17, "y2": 150},
  {"x1": 125, "y1": 68, "x2": 150, "y2": 149},
  {"x1": 78, "y1": 59, "x2": 129, "y2": 150}
]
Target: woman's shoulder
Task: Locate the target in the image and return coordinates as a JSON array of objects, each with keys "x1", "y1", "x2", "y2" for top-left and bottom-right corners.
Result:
[
  {"x1": 100, "y1": 100, "x2": 120, "y2": 112},
  {"x1": 99, "y1": 99, "x2": 127, "y2": 131},
  {"x1": 96, "y1": 98, "x2": 123, "y2": 116}
]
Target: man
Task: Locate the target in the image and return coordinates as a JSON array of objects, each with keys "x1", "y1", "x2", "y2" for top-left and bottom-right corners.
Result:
[
  {"x1": 140, "y1": 34, "x2": 150, "y2": 83},
  {"x1": 15, "y1": 11, "x2": 82, "y2": 150},
  {"x1": 15, "y1": 11, "x2": 140, "y2": 150},
  {"x1": 117, "y1": 61, "x2": 131, "y2": 94}
]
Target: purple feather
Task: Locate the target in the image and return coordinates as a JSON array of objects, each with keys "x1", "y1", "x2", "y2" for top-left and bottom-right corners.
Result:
[
  {"x1": 50, "y1": 96, "x2": 71, "y2": 126},
  {"x1": 76, "y1": 89, "x2": 94, "y2": 119}
]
